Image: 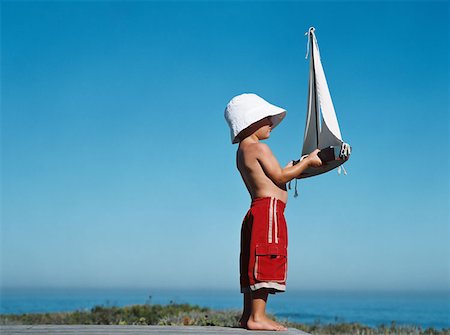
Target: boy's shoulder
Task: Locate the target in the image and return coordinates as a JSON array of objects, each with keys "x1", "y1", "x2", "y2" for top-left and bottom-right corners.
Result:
[{"x1": 238, "y1": 142, "x2": 272, "y2": 157}]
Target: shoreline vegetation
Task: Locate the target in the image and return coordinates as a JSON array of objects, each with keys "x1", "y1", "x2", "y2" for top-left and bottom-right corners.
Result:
[{"x1": 0, "y1": 303, "x2": 448, "y2": 335}]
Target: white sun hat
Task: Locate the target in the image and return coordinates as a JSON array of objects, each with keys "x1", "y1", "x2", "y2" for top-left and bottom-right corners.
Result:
[{"x1": 224, "y1": 93, "x2": 287, "y2": 144}]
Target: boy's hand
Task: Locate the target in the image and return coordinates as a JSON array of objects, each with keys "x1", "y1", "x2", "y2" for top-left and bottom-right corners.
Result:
[
  {"x1": 284, "y1": 161, "x2": 294, "y2": 168},
  {"x1": 306, "y1": 149, "x2": 322, "y2": 168}
]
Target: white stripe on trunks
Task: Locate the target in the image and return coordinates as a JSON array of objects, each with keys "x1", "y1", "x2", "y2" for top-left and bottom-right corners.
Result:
[
  {"x1": 274, "y1": 199, "x2": 278, "y2": 244},
  {"x1": 268, "y1": 197, "x2": 273, "y2": 243}
]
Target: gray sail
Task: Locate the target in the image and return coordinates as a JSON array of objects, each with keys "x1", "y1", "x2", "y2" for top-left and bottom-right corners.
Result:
[{"x1": 301, "y1": 34, "x2": 320, "y2": 157}]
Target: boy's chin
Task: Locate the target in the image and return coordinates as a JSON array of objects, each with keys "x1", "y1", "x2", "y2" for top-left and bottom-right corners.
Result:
[{"x1": 257, "y1": 132, "x2": 270, "y2": 140}]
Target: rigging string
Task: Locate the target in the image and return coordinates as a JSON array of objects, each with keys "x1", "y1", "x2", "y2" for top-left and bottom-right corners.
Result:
[
  {"x1": 338, "y1": 165, "x2": 347, "y2": 175},
  {"x1": 289, "y1": 155, "x2": 308, "y2": 197},
  {"x1": 304, "y1": 27, "x2": 314, "y2": 59},
  {"x1": 293, "y1": 29, "x2": 314, "y2": 198},
  {"x1": 294, "y1": 26, "x2": 315, "y2": 197},
  {"x1": 287, "y1": 174, "x2": 299, "y2": 198}
]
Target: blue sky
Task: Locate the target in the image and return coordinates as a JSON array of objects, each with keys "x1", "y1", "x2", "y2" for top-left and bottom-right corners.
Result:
[{"x1": 1, "y1": 1, "x2": 449, "y2": 292}]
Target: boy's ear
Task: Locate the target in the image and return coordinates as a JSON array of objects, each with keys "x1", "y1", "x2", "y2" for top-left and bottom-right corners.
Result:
[
  {"x1": 236, "y1": 124, "x2": 255, "y2": 142},
  {"x1": 237, "y1": 117, "x2": 271, "y2": 141}
]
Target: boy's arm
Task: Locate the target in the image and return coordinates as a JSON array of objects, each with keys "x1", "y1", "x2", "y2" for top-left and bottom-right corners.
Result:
[{"x1": 256, "y1": 144, "x2": 322, "y2": 184}]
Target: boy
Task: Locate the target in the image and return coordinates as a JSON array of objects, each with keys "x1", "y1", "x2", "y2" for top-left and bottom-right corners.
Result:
[{"x1": 224, "y1": 93, "x2": 322, "y2": 331}]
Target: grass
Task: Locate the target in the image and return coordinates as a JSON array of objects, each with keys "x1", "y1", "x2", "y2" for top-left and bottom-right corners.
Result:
[{"x1": 1, "y1": 303, "x2": 448, "y2": 335}]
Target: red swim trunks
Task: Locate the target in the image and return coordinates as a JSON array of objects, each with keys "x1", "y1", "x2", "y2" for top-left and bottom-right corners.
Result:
[{"x1": 240, "y1": 197, "x2": 288, "y2": 294}]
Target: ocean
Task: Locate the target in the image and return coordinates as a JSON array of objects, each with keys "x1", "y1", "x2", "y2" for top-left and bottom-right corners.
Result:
[{"x1": 1, "y1": 288, "x2": 449, "y2": 330}]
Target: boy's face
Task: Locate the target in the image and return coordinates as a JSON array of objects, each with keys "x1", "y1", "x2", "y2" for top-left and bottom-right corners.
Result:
[
  {"x1": 238, "y1": 116, "x2": 273, "y2": 142},
  {"x1": 254, "y1": 117, "x2": 273, "y2": 140}
]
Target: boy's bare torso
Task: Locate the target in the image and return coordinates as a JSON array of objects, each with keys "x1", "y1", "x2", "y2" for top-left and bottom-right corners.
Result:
[
  {"x1": 234, "y1": 116, "x2": 321, "y2": 206},
  {"x1": 237, "y1": 142, "x2": 288, "y2": 204}
]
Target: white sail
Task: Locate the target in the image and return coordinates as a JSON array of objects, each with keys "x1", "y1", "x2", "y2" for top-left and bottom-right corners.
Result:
[{"x1": 302, "y1": 27, "x2": 343, "y2": 157}]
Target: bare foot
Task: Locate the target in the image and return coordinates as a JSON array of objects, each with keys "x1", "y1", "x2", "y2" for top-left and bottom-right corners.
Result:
[
  {"x1": 268, "y1": 318, "x2": 288, "y2": 331},
  {"x1": 247, "y1": 315, "x2": 287, "y2": 331}
]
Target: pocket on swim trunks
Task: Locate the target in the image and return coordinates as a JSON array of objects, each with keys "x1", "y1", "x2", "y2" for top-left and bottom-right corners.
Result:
[{"x1": 254, "y1": 243, "x2": 287, "y2": 282}]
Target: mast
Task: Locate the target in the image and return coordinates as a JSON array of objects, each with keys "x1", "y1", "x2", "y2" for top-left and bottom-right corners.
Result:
[{"x1": 310, "y1": 28, "x2": 320, "y2": 149}]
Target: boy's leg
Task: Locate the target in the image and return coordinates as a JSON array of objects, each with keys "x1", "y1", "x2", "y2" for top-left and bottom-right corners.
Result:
[
  {"x1": 239, "y1": 291, "x2": 252, "y2": 327},
  {"x1": 247, "y1": 288, "x2": 287, "y2": 331},
  {"x1": 239, "y1": 209, "x2": 252, "y2": 327}
]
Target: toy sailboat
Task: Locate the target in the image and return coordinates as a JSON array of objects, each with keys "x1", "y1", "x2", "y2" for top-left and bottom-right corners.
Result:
[{"x1": 296, "y1": 27, "x2": 351, "y2": 179}]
